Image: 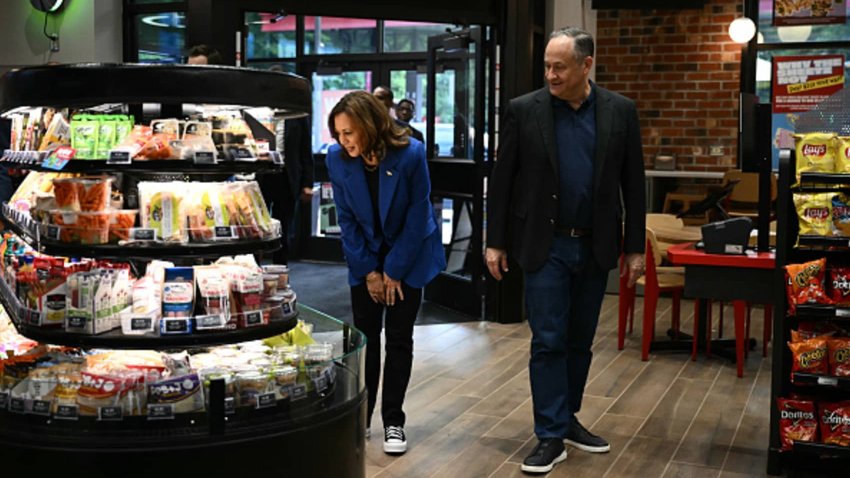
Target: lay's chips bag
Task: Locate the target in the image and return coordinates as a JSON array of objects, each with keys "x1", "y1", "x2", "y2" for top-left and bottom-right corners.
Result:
[
  {"x1": 794, "y1": 192, "x2": 834, "y2": 237},
  {"x1": 794, "y1": 132, "x2": 836, "y2": 185}
]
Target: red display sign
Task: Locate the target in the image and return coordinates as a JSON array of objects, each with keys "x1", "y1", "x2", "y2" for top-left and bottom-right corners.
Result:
[
  {"x1": 772, "y1": 55, "x2": 845, "y2": 114},
  {"x1": 774, "y1": 0, "x2": 847, "y2": 26}
]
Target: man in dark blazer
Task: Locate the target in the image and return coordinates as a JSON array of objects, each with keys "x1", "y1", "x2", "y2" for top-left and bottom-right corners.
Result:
[
  {"x1": 260, "y1": 115, "x2": 314, "y2": 263},
  {"x1": 486, "y1": 27, "x2": 646, "y2": 474}
]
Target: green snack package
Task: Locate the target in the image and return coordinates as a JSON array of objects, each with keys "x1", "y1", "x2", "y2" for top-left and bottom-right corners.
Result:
[
  {"x1": 95, "y1": 115, "x2": 117, "y2": 159},
  {"x1": 114, "y1": 115, "x2": 133, "y2": 146},
  {"x1": 70, "y1": 115, "x2": 99, "y2": 159}
]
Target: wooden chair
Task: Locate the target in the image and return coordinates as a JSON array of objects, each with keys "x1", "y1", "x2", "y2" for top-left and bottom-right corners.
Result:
[{"x1": 721, "y1": 169, "x2": 778, "y2": 219}]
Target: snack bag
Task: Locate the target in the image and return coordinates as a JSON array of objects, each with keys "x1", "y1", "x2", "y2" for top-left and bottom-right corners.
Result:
[
  {"x1": 778, "y1": 397, "x2": 818, "y2": 451},
  {"x1": 38, "y1": 112, "x2": 70, "y2": 152},
  {"x1": 833, "y1": 193, "x2": 850, "y2": 237},
  {"x1": 794, "y1": 193, "x2": 834, "y2": 237},
  {"x1": 70, "y1": 115, "x2": 99, "y2": 160},
  {"x1": 785, "y1": 258, "x2": 831, "y2": 315},
  {"x1": 828, "y1": 338, "x2": 850, "y2": 377},
  {"x1": 789, "y1": 336, "x2": 829, "y2": 375},
  {"x1": 95, "y1": 116, "x2": 117, "y2": 159},
  {"x1": 794, "y1": 132, "x2": 836, "y2": 185},
  {"x1": 819, "y1": 401, "x2": 850, "y2": 447},
  {"x1": 830, "y1": 267, "x2": 850, "y2": 306},
  {"x1": 835, "y1": 136, "x2": 850, "y2": 174}
]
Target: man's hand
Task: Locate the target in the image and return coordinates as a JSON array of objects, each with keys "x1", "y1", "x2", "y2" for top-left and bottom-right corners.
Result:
[
  {"x1": 300, "y1": 187, "x2": 313, "y2": 202},
  {"x1": 383, "y1": 272, "x2": 405, "y2": 306},
  {"x1": 485, "y1": 247, "x2": 509, "y2": 281},
  {"x1": 621, "y1": 252, "x2": 646, "y2": 288},
  {"x1": 366, "y1": 271, "x2": 385, "y2": 304}
]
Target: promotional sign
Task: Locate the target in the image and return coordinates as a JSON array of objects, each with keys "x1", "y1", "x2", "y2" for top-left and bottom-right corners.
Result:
[
  {"x1": 771, "y1": 54, "x2": 845, "y2": 167},
  {"x1": 774, "y1": 0, "x2": 846, "y2": 26}
]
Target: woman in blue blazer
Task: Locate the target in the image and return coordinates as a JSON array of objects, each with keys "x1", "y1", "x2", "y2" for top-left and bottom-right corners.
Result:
[{"x1": 326, "y1": 91, "x2": 445, "y2": 454}]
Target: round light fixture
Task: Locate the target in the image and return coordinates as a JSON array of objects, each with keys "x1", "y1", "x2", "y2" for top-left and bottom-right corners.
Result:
[
  {"x1": 728, "y1": 17, "x2": 756, "y2": 44},
  {"x1": 777, "y1": 25, "x2": 812, "y2": 43},
  {"x1": 30, "y1": 0, "x2": 65, "y2": 13}
]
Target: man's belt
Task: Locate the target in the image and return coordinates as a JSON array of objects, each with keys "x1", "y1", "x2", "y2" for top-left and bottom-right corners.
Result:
[{"x1": 554, "y1": 226, "x2": 593, "y2": 238}]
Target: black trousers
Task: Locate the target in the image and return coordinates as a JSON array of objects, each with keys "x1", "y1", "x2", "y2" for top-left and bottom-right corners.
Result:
[{"x1": 351, "y1": 281, "x2": 422, "y2": 428}]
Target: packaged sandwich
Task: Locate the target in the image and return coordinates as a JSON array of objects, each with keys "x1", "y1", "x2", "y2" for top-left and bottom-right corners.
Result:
[{"x1": 138, "y1": 182, "x2": 186, "y2": 243}]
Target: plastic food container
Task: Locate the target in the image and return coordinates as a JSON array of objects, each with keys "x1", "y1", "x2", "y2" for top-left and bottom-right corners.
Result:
[
  {"x1": 109, "y1": 209, "x2": 139, "y2": 242},
  {"x1": 53, "y1": 176, "x2": 113, "y2": 212},
  {"x1": 236, "y1": 370, "x2": 270, "y2": 407},
  {"x1": 49, "y1": 210, "x2": 113, "y2": 244}
]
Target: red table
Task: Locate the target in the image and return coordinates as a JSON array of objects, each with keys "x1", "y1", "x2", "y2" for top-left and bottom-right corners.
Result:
[{"x1": 666, "y1": 243, "x2": 777, "y2": 377}]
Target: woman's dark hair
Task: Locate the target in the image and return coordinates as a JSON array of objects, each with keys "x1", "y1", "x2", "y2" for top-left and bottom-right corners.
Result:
[
  {"x1": 187, "y1": 44, "x2": 223, "y2": 65},
  {"x1": 328, "y1": 90, "x2": 409, "y2": 161}
]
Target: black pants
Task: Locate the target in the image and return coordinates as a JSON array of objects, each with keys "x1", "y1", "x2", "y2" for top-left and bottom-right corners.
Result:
[{"x1": 351, "y1": 281, "x2": 422, "y2": 428}]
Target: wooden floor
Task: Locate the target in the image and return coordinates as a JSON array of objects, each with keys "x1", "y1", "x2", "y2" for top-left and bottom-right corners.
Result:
[{"x1": 365, "y1": 294, "x2": 773, "y2": 478}]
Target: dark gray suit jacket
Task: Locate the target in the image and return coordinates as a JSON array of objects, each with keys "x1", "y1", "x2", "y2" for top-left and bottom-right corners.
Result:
[{"x1": 487, "y1": 85, "x2": 646, "y2": 272}]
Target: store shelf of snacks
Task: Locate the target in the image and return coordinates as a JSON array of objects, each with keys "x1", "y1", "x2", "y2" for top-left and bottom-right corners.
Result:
[
  {"x1": 792, "y1": 441, "x2": 850, "y2": 458},
  {"x1": 0, "y1": 63, "x2": 310, "y2": 115},
  {"x1": 1, "y1": 202, "x2": 283, "y2": 260},
  {"x1": 792, "y1": 373, "x2": 850, "y2": 391},
  {"x1": 795, "y1": 235, "x2": 850, "y2": 248},
  {"x1": 0, "y1": 151, "x2": 286, "y2": 175},
  {"x1": 799, "y1": 172, "x2": 850, "y2": 189}
]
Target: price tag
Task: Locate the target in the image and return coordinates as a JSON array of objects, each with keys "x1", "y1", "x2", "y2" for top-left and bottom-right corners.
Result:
[
  {"x1": 817, "y1": 376, "x2": 839, "y2": 386},
  {"x1": 312, "y1": 375, "x2": 328, "y2": 393},
  {"x1": 193, "y1": 151, "x2": 217, "y2": 164},
  {"x1": 255, "y1": 392, "x2": 277, "y2": 409},
  {"x1": 55, "y1": 404, "x2": 79, "y2": 420},
  {"x1": 213, "y1": 226, "x2": 237, "y2": 240},
  {"x1": 229, "y1": 146, "x2": 256, "y2": 161},
  {"x1": 0, "y1": 391, "x2": 9, "y2": 409},
  {"x1": 269, "y1": 151, "x2": 284, "y2": 165},
  {"x1": 130, "y1": 317, "x2": 153, "y2": 331},
  {"x1": 27, "y1": 309, "x2": 41, "y2": 326},
  {"x1": 282, "y1": 302, "x2": 292, "y2": 315},
  {"x1": 195, "y1": 314, "x2": 226, "y2": 330},
  {"x1": 98, "y1": 406, "x2": 123, "y2": 421},
  {"x1": 31, "y1": 399, "x2": 52, "y2": 415},
  {"x1": 290, "y1": 384, "x2": 307, "y2": 401},
  {"x1": 224, "y1": 397, "x2": 236, "y2": 415},
  {"x1": 278, "y1": 384, "x2": 293, "y2": 400},
  {"x1": 161, "y1": 317, "x2": 192, "y2": 335},
  {"x1": 9, "y1": 397, "x2": 25, "y2": 413},
  {"x1": 66, "y1": 315, "x2": 88, "y2": 330},
  {"x1": 129, "y1": 228, "x2": 157, "y2": 241},
  {"x1": 245, "y1": 310, "x2": 263, "y2": 327},
  {"x1": 836, "y1": 308, "x2": 850, "y2": 318},
  {"x1": 107, "y1": 150, "x2": 132, "y2": 164},
  {"x1": 45, "y1": 224, "x2": 61, "y2": 241},
  {"x1": 147, "y1": 404, "x2": 175, "y2": 420}
]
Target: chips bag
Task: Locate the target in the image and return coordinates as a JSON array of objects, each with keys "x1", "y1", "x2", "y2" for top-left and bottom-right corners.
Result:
[
  {"x1": 828, "y1": 338, "x2": 850, "y2": 377},
  {"x1": 794, "y1": 193, "x2": 834, "y2": 237},
  {"x1": 835, "y1": 136, "x2": 850, "y2": 174},
  {"x1": 785, "y1": 258, "x2": 832, "y2": 315},
  {"x1": 789, "y1": 336, "x2": 829, "y2": 375},
  {"x1": 795, "y1": 132, "x2": 836, "y2": 185},
  {"x1": 830, "y1": 267, "x2": 850, "y2": 306},
  {"x1": 819, "y1": 401, "x2": 850, "y2": 447},
  {"x1": 778, "y1": 397, "x2": 818, "y2": 451},
  {"x1": 833, "y1": 193, "x2": 850, "y2": 237}
]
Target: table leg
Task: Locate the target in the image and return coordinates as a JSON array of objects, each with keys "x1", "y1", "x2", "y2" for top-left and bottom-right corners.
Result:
[{"x1": 734, "y1": 300, "x2": 747, "y2": 378}]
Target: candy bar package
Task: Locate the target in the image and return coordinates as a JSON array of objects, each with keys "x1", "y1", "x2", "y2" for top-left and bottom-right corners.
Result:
[{"x1": 778, "y1": 397, "x2": 818, "y2": 451}]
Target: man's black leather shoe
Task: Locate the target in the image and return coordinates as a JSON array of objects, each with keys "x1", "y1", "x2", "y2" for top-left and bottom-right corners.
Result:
[
  {"x1": 521, "y1": 438, "x2": 567, "y2": 474},
  {"x1": 564, "y1": 419, "x2": 610, "y2": 453}
]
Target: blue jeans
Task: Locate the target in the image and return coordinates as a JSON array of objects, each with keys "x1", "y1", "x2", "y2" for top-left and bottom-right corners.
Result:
[{"x1": 525, "y1": 235, "x2": 609, "y2": 439}]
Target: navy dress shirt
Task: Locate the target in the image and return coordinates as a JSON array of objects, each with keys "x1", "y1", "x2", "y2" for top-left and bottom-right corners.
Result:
[{"x1": 553, "y1": 83, "x2": 596, "y2": 229}]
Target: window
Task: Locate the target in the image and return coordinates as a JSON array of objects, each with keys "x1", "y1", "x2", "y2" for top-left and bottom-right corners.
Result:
[
  {"x1": 758, "y1": 1, "x2": 850, "y2": 44},
  {"x1": 134, "y1": 12, "x2": 185, "y2": 63},
  {"x1": 311, "y1": 71, "x2": 374, "y2": 153},
  {"x1": 303, "y1": 17, "x2": 377, "y2": 55},
  {"x1": 383, "y1": 21, "x2": 455, "y2": 52},
  {"x1": 246, "y1": 12, "x2": 297, "y2": 60}
]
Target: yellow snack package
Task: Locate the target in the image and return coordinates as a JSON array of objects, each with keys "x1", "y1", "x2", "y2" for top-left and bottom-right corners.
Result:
[
  {"x1": 835, "y1": 137, "x2": 850, "y2": 174},
  {"x1": 794, "y1": 133, "x2": 836, "y2": 185},
  {"x1": 794, "y1": 192, "x2": 834, "y2": 237}
]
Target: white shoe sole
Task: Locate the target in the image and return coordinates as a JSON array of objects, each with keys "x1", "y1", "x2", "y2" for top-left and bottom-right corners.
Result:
[
  {"x1": 520, "y1": 450, "x2": 567, "y2": 473},
  {"x1": 564, "y1": 438, "x2": 610, "y2": 453},
  {"x1": 383, "y1": 441, "x2": 407, "y2": 454}
]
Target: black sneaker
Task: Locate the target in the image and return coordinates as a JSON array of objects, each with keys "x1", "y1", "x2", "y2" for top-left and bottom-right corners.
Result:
[
  {"x1": 564, "y1": 419, "x2": 610, "y2": 453},
  {"x1": 383, "y1": 425, "x2": 407, "y2": 454},
  {"x1": 521, "y1": 438, "x2": 566, "y2": 474}
]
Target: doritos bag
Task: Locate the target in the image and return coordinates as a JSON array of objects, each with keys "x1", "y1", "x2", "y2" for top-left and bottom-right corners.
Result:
[
  {"x1": 778, "y1": 397, "x2": 818, "y2": 451},
  {"x1": 830, "y1": 267, "x2": 850, "y2": 306},
  {"x1": 819, "y1": 401, "x2": 850, "y2": 447}
]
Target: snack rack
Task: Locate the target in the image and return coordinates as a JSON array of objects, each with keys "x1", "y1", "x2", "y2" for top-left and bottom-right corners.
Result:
[
  {"x1": 0, "y1": 64, "x2": 367, "y2": 477},
  {"x1": 768, "y1": 149, "x2": 850, "y2": 474}
]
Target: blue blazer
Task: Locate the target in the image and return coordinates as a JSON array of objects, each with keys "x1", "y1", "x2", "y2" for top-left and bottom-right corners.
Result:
[{"x1": 326, "y1": 139, "x2": 446, "y2": 288}]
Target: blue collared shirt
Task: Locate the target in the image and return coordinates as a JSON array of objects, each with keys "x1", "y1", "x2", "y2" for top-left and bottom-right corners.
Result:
[{"x1": 553, "y1": 82, "x2": 596, "y2": 228}]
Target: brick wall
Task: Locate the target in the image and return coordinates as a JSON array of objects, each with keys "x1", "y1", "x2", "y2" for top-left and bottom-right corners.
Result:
[{"x1": 595, "y1": 0, "x2": 742, "y2": 173}]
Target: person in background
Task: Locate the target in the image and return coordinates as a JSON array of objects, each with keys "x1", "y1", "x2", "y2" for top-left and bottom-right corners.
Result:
[
  {"x1": 186, "y1": 44, "x2": 223, "y2": 65},
  {"x1": 259, "y1": 115, "x2": 314, "y2": 264},
  {"x1": 395, "y1": 99, "x2": 424, "y2": 143},
  {"x1": 372, "y1": 86, "x2": 397, "y2": 119},
  {"x1": 485, "y1": 27, "x2": 646, "y2": 474},
  {"x1": 0, "y1": 119, "x2": 13, "y2": 226},
  {"x1": 326, "y1": 91, "x2": 445, "y2": 455}
]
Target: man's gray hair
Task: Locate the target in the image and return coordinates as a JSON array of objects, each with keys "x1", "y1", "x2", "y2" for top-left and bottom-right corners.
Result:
[{"x1": 549, "y1": 27, "x2": 594, "y2": 61}]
